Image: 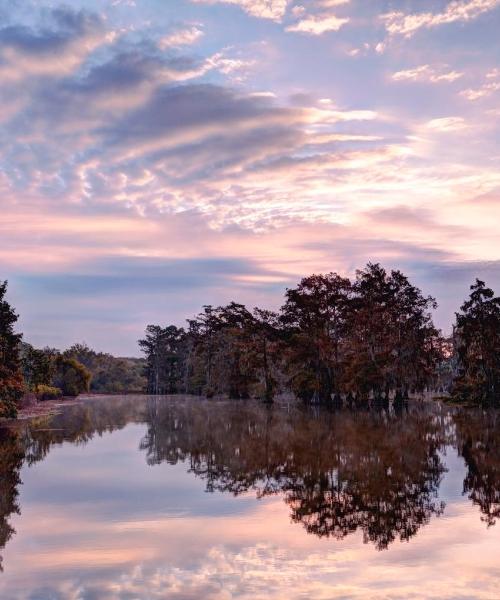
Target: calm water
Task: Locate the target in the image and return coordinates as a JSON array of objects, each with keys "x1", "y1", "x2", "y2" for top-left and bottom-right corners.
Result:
[{"x1": 0, "y1": 396, "x2": 499, "y2": 599}]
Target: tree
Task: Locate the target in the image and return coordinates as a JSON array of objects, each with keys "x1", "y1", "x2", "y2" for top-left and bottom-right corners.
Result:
[
  {"x1": 20, "y1": 343, "x2": 56, "y2": 390},
  {"x1": 139, "y1": 325, "x2": 186, "y2": 394},
  {"x1": 0, "y1": 281, "x2": 24, "y2": 418},
  {"x1": 52, "y1": 356, "x2": 91, "y2": 397},
  {"x1": 186, "y1": 303, "x2": 258, "y2": 399},
  {"x1": 139, "y1": 263, "x2": 442, "y2": 403},
  {"x1": 345, "y1": 264, "x2": 439, "y2": 401},
  {"x1": 186, "y1": 306, "x2": 221, "y2": 396},
  {"x1": 251, "y1": 308, "x2": 281, "y2": 402},
  {"x1": 281, "y1": 273, "x2": 352, "y2": 403},
  {"x1": 453, "y1": 279, "x2": 500, "y2": 403},
  {"x1": 209, "y1": 302, "x2": 256, "y2": 399}
]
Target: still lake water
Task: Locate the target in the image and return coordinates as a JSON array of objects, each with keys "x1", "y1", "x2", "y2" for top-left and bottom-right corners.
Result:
[{"x1": 0, "y1": 395, "x2": 499, "y2": 599}]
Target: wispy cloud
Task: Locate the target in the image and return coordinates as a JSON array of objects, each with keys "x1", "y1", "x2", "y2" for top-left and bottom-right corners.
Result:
[
  {"x1": 159, "y1": 25, "x2": 204, "y2": 49},
  {"x1": 192, "y1": 0, "x2": 290, "y2": 21},
  {"x1": 0, "y1": 8, "x2": 115, "y2": 81},
  {"x1": 285, "y1": 0, "x2": 350, "y2": 35},
  {"x1": 382, "y1": 0, "x2": 500, "y2": 37},
  {"x1": 460, "y1": 69, "x2": 500, "y2": 100},
  {"x1": 286, "y1": 13, "x2": 349, "y2": 34},
  {"x1": 392, "y1": 64, "x2": 464, "y2": 83},
  {"x1": 425, "y1": 117, "x2": 468, "y2": 132}
]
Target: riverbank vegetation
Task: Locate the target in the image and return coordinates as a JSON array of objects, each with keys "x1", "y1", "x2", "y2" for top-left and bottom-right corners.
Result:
[
  {"x1": 0, "y1": 281, "x2": 146, "y2": 418},
  {"x1": 138, "y1": 264, "x2": 500, "y2": 406},
  {"x1": 2, "y1": 263, "x2": 500, "y2": 417}
]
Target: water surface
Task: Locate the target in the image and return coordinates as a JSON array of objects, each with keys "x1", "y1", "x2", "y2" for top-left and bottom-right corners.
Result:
[{"x1": 0, "y1": 395, "x2": 499, "y2": 599}]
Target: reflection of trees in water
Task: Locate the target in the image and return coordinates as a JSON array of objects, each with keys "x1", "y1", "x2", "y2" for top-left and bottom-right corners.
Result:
[
  {"x1": 140, "y1": 399, "x2": 449, "y2": 549},
  {"x1": 0, "y1": 396, "x2": 149, "y2": 570},
  {"x1": 1, "y1": 398, "x2": 500, "y2": 570},
  {"x1": 21, "y1": 396, "x2": 148, "y2": 466},
  {"x1": 0, "y1": 429, "x2": 23, "y2": 572},
  {"x1": 454, "y1": 409, "x2": 500, "y2": 526}
]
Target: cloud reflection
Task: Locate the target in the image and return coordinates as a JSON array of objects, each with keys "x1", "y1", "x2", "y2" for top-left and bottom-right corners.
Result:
[{"x1": 1, "y1": 397, "x2": 500, "y2": 598}]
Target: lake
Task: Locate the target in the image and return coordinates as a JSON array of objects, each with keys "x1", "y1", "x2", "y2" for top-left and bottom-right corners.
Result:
[{"x1": 0, "y1": 395, "x2": 499, "y2": 599}]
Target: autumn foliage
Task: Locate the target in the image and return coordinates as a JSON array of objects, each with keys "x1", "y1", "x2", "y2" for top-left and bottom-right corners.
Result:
[
  {"x1": 0, "y1": 282, "x2": 23, "y2": 418},
  {"x1": 140, "y1": 263, "x2": 443, "y2": 403}
]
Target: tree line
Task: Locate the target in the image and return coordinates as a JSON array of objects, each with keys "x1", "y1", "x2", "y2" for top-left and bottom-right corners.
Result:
[
  {"x1": 138, "y1": 263, "x2": 500, "y2": 405},
  {"x1": 2, "y1": 263, "x2": 500, "y2": 417}
]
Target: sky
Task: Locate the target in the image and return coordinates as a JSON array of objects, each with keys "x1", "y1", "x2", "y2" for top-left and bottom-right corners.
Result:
[{"x1": 1, "y1": 0, "x2": 499, "y2": 355}]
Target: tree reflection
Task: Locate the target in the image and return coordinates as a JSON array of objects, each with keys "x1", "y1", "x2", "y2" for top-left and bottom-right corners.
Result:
[
  {"x1": 454, "y1": 409, "x2": 500, "y2": 526},
  {"x1": 140, "y1": 399, "x2": 448, "y2": 549},
  {"x1": 0, "y1": 396, "x2": 149, "y2": 570},
  {"x1": 0, "y1": 428, "x2": 23, "y2": 572},
  {"x1": 1, "y1": 396, "x2": 500, "y2": 572}
]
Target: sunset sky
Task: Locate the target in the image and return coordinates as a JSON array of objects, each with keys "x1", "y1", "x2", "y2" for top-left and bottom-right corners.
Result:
[{"x1": 1, "y1": 0, "x2": 499, "y2": 355}]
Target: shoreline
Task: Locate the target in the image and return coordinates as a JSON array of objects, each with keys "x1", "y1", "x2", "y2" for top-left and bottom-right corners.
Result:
[
  {"x1": 9, "y1": 391, "x2": 146, "y2": 423},
  {"x1": 1, "y1": 396, "x2": 83, "y2": 425},
  {"x1": 0, "y1": 391, "x2": 471, "y2": 429}
]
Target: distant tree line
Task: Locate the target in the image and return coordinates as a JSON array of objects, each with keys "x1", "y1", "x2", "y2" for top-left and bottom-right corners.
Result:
[
  {"x1": 138, "y1": 264, "x2": 500, "y2": 406},
  {"x1": 0, "y1": 281, "x2": 146, "y2": 418},
  {"x1": 18, "y1": 342, "x2": 146, "y2": 406},
  {"x1": 62, "y1": 343, "x2": 146, "y2": 395}
]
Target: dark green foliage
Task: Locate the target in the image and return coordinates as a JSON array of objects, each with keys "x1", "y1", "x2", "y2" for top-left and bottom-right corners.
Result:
[
  {"x1": 20, "y1": 343, "x2": 90, "y2": 398},
  {"x1": 20, "y1": 343, "x2": 57, "y2": 391},
  {"x1": 139, "y1": 306, "x2": 273, "y2": 399},
  {"x1": 158, "y1": 303, "x2": 282, "y2": 399},
  {"x1": 187, "y1": 303, "x2": 260, "y2": 399},
  {"x1": 453, "y1": 280, "x2": 500, "y2": 403},
  {"x1": 251, "y1": 308, "x2": 281, "y2": 402},
  {"x1": 53, "y1": 356, "x2": 91, "y2": 397},
  {"x1": 0, "y1": 282, "x2": 23, "y2": 418}
]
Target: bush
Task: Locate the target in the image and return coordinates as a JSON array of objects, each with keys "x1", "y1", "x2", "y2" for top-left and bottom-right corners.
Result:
[{"x1": 34, "y1": 384, "x2": 63, "y2": 401}]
